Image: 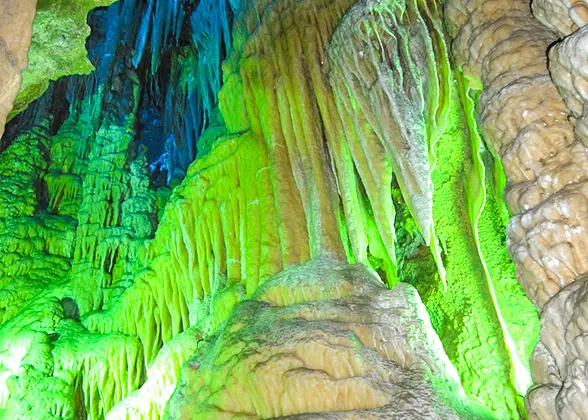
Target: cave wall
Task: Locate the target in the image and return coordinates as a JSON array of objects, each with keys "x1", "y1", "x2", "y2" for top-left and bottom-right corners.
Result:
[
  {"x1": 5, "y1": 0, "x2": 120, "y2": 123},
  {"x1": 446, "y1": 0, "x2": 588, "y2": 416},
  {"x1": 0, "y1": 0, "x2": 37, "y2": 140},
  {"x1": 0, "y1": 0, "x2": 586, "y2": 418}
]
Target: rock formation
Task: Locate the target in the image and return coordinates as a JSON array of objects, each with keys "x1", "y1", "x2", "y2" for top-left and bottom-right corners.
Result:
[
  {"x1": 166, "y1": 257, "x2": 492, "y2": 419},
  {"x1": 445, "y1": 0, "x2": 588, "y2": 416},
  {"x1": 6, "y1": 0, "x2": 120, "y2": 123},
  {"x1": 0, "y1": 0, "x2": 585, "y2": 418},
  {"x1": 0, "y1": 0, "x2": 37, "y2": 140}
]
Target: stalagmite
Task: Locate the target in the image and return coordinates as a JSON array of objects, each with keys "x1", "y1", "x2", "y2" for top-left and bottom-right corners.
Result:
[{"x1": 166, "y1": 257, "x2": 492, "y2": 419}]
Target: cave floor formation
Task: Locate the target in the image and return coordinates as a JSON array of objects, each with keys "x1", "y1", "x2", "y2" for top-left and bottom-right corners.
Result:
[{"x1": 0, "y1": 0, "x2": 587, "y2": 418}]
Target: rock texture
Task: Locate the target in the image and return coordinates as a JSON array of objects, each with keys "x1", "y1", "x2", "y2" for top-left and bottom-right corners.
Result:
[
  {"x1": 550, "y1": 25, "x2": 588, "y2": 147},
  {"x1": 526, "y1": 276, "x2": 588, "y2": 419},
  {"x1": 446, "y1": 0, "x2": 588, "y2": 308},
  {"x1": 532, "y1": 0, "x2": 588, "y2": 36},
  {"x1": 535, "y1": 14, "x2": 588, "y2": 419},
  {"x1": 0, "y1": 0, "x2": 37, "y2": 140},
  {"x1": 7, "y1": 0, "x2": 119, "y2": 121},
  {"x1": 445, "y1": 0, "x2": 588, "y2": 416},
  {"x1": 166, "y1": 257, "x2": 492, "y2": 420}
]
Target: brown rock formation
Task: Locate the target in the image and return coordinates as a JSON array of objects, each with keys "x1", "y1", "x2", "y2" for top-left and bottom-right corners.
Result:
[{"x1": 532, "y1": 0, "x2": 587, "y2": 36}]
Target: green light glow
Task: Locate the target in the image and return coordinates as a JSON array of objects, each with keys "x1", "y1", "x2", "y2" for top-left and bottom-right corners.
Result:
[{"x1": 458, "y1": 73, "x2": 533, "y2": 396}]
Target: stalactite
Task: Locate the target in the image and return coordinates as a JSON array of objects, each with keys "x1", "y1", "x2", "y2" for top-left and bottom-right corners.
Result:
[
  {"x1": 190, "y1": 0, "x2": 237, "y2": 127},
  {"x1": 106, "y1": 327, "x2": 201, "y2": 420}
]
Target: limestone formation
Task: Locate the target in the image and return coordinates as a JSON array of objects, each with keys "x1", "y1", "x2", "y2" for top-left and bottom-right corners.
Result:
[
  {"x1": 7, "y1": 0, "x2": 119, "y2": 121},
  {"x1": 445, "y1": 0, "x2": 588, "y2": 416},
  {"x1": 166, "y1": 257, "x2": 492, "y2": 419},
  {"x1": 526, "y1": 275, "x2": 588, "y2": 419},
  {"x1": 0, "y1": 0, "x2": 37, "y2": 140},
  {"x1": 0, "y1": 0, "x2": 586, "y2": 418},
  {"x1": 532, "y1": 0, "x2": 588, "y2": 36},
  {"x1": 550, "y1": 25, "x2": 588, "y2": 147}
]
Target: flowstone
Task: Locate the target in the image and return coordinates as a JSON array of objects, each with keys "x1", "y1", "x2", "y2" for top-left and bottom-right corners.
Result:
[{"x1": 166, "y1": 257, "x2": 493, "y2": 419}]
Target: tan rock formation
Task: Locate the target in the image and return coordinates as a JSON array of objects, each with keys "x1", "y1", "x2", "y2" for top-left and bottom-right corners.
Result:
[
  {"x1": 446, "y1": 0, "x2": 588, "y2": 310},
  {"x1": 532, "y1": 10, "x2": 588, "y2": 420},
  {"x1": 0, "y1": 0, "x2": 37, "y2": 141},
  {"x1": 532, "y1": 0, "x2": 588, "y2": 36},
  {"x1": 166, "y1": 257, "x2": 492, "y2": 419},
  {"x1": 527, "y1": 276, "x2": 588, "y2": 419},
  {"x1": 549, "y1": 25, "x2": 588, "y2": 147}
]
